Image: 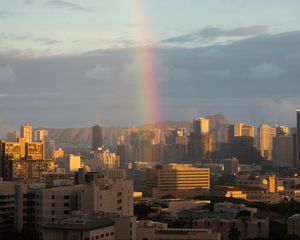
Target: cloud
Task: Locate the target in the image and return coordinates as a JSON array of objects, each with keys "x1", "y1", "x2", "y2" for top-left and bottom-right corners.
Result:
[
  {"x1": 162, "y1": 25, "x2": 269, "y2": 45},
  {"x1": 45, "y1": 0, "x2": 91, "y2": 12},
  {"x1": 251, "y1": 63, "x2": 284, "y2": 79},
  {"x1": 0, "y1": 31, "x2": 300, "y2": 129},
  {"x1": 85, "y1": 65, "x2": 114, "y2": 81},
  {"x1": 0, "y1": 11, "x2": 13, "y2": 18},
  {"x1": 24, "y1": 0, "x2": 36, "y2": 5},
  {"x1": 0, "y1": 65, "x2": 16, "y2": 86},
  {"x1": 205, "y1": 69, "x2": 231, "y2": 78}
]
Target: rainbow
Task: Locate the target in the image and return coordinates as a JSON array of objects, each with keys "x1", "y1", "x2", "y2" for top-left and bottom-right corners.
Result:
[{"x1": 131, "y1": 0, "x2": 161, "y2": 126}]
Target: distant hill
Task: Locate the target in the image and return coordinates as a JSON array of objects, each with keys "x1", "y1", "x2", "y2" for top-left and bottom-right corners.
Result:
[{"x1": 43, "y1": 114, "x2": 229, "y2": 144}]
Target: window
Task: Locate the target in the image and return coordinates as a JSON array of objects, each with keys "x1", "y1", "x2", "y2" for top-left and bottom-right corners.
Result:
[
  {"x1": 51, "y1": 218, "x2": 55, "y2": 222},
  {"x1": 64, "y1": 195, "x2": 69, "y2": 199},
  {"x1": 110, "y1": 232, "x2": 114, "y2": 236},
  {"x1": 51, "y1": 203, "x2": 55, "y2": 207},
  {"x1": 52, "y1": 210, "x2": 55, "y2": 215},
  {"x1": 106, "y1": 233, "x2": 109, "y2": 237},
  {"x1": 95, "y1": 236, "x2": 99, "y2": 239},
  {"x1": 64, "y1": 210, "x2": 69, "y2": 215},
  {"x1": 64, "y1": 203, "x2": 69, "y2": 207},
  {"x1": 51, "y1": 195, "x2": 55, "y2": 199}
]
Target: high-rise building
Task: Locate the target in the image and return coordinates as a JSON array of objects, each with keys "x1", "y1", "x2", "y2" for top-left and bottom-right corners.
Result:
[
  {"x1": 188, "y1": 134, "x2": 214, "y2": 162},
  {"x1": 20, "y1": 123, "x2": 32, "y2": 143},
  {"x1": 297, "y1": 110, "x2": 300, "y2": 167},
  {"x1": 6, "y1": 130, "x2": 19, "y2": 142},
  {"x1": 193, "y1": 118, "x2": 209, "y2": 136},
  {"x1": 34, "y1": 129, "x2": 48, "y2": 142},
  {"x1": 258, "y1": 124, "x2": 276, "y2": 160},
  {"x1": 273, "y1": 134, "x2": 295, "y2": 166},
  {"x1": 92, "y1": 124, "x2": 103, "y2": 151},
  {"x1": 223, "y1": 158, "x2": 239, "y2": 175},
  {"x1": 64, "y1": 154, "x2": 81, "y2": 172},
  {"x1": 275, "y1": 125, "x2": 289, "y2": 135}
]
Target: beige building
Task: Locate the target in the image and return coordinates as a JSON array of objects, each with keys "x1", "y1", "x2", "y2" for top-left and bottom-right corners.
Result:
[
  {"x1": 65, "y1": 154, "x2": 81, "y2": 172},
  {"x1": 193, "y1": 118, "x2": 209, "y2": 135},
  {"x1": 15, "y1": 171, "x2": 134, "y2": 238},
  {"x1": 258, "y1": 124, "x2": 276, "y2": 160},
  {"x1": 34, "y1": 129, "x2": 49, "y2": 142},
  {"x1": 137, "y1": 221, "x2": 220, "y2": 240},
  {"x1": 84, "y1": 150, "x2": 120, "y2": 170},
  {"x1": 80, "y1": 174, "x2": 134, "y2": 217},
  {"x1": 233, "y1": 122, "x2": 255, "y2": 138},
  {"x1": 21, "y1": 123, "x2": 32, "y2": 143},
  {"x1": 146, "y1": 164, "x2": 210, "y2": 198}
]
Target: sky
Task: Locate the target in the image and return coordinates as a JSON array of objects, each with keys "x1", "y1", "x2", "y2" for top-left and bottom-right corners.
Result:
[{"x1": 1, "y1": 0, "x2": 300, "y2": 134}]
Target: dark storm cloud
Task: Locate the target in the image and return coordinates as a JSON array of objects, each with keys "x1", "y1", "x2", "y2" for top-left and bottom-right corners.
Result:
[
  {"x1": 163, "y1": 25, "x2": 269, "y2": 44},
  {"x1": 45, "y1": 0, "x2": 91, "y2": 12},
  {"x1": 0, "y1": 30, "x2": 300, "y2": 134}
]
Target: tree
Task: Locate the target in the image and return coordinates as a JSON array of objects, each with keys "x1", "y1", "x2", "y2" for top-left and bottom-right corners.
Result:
[{"x1": 228, "y1": 226, "x2": 241, "y2": 240}]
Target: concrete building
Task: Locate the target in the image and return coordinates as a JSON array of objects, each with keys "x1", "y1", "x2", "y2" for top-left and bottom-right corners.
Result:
[
  {"x1": 92, "y1": 124, "x2": 103, "y2": 151},
  {"x1": 34, "y1": 129, "x2": 49, "y2": 142},
  {"x1": 21, "y1": 123, "x2": 32, "y2": 143},
  {"x1": 273, "y1": 134, "x2": 296, "y2": 166},
  {"x1": 287, "y1": 214, "x2": 300, "y2": 237},
  {"x1": 6, "y1": 130, "x2": 19, "y2": 142},
  {"x1": 258, "y1": 124, "x2": 276, "y2": 160},
  {"x1": 80, "y1": 172, "x2": 134, "y2": 217},
  {"x1": 193, "y1": 118, "x2": 209, "y2": 136},
  {"x1": 223, "y1": 158, "x2": 239, "y2": 175},
  {"x1": 146, "y1": 164, "x2": 210, "y2": 198},
  {"x1": 44, "y1": 216, "x2": 115, "y2": 240},
  {"x1": 137, "y1": 221, "x2": 220, "y2": 240},
  {"x1": 1, "y1": 140, "x2": 49, "y2": 182},
  {"x1": 65, "y1": 154, "x2": 81, "y2": 172},
  {"x1": 188, "y1": 134, "x2": 214, "y2": 163},
  {"x1": 0, "y1": 181, "x2": 16, "y2": 240},
  {"x1": 195, "y1": 217, "x2": 268, "y2": 240},
  {"x1": 15, "y1": 171, "x2": 134, "y2": 238},
  {"x1": 297, "y1": 110, "x2": 300, "y2": 167},
  {"x1": 275, "y1": 125, "x2": 289, "y2": 135}
]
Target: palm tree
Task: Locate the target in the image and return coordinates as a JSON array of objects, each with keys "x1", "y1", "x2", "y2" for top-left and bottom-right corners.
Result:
[{"x1": 228, "y1": 226, "x2": 241, "y2": 240}]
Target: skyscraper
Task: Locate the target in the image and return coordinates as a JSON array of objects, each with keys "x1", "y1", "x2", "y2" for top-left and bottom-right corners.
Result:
[
  {"x1": 20, "y1": 123, "x2": 32, "y2": 142},
  {"x1": 258, "y1": 124, "x2": 276, "y2": 160},
  {"x1": 34, "y1": 129, "x2": 48, "y2": 142},
  {"x1": 193, "y1": 118, "x2": 209, "y2": 136},
  {"x1": 297, "y1": 110, "x2": 300, "y2": 167},
  {"x1": 92, "y1": 124, "x2": 103, "y2": 151}
]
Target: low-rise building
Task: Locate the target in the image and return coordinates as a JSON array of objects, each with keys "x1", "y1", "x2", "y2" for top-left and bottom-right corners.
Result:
[
  {"x1": 137, "y1": 220, "x2": 220, "y2": 240},
  {"x1": 146, "y1": 164, "x2": 210, "y2": 198},
  {"x1": 196, "y1": 217, "x2": 268, "y2": 240},
  {"x1": 44, "y1": 217, "x2": 115, "y2": 240}
]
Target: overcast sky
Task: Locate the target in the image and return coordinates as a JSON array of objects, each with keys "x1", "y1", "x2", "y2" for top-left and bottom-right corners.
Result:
[{"x1": 1, "y1": 0, "x2": 300, "y2": 134}]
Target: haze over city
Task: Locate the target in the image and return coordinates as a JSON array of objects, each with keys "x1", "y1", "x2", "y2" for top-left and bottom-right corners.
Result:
[{"x1": 1, "y1": 0, "x2": 300, "y2": 135}]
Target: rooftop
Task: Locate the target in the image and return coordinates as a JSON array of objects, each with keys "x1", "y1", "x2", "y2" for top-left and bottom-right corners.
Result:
[{"x1": 44, "y1": 218, "x2": 114, "y2": 231}]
